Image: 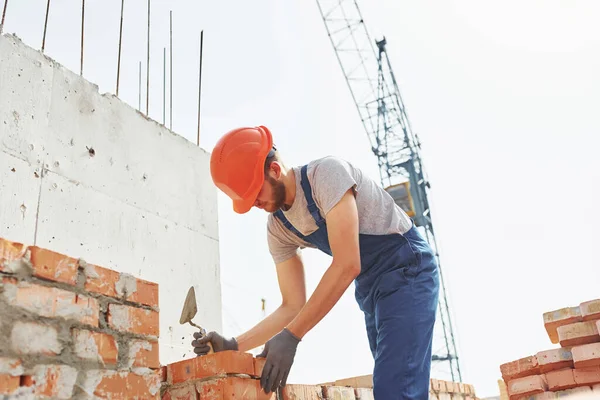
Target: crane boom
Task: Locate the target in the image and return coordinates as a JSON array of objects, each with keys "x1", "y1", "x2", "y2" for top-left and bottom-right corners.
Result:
[{"x1": 315, "y1": 0, "x2": 462, "y2": 381}]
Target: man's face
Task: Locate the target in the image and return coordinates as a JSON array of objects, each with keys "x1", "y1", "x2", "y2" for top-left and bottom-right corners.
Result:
[{"x1": 253, "y1": 174, "x2": 286, "y2": 213}]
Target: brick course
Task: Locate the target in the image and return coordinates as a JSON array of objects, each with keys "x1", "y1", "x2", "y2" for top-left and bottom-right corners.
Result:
[
  {"x1": 0, "y1": 237, "x2": 162, "y2": 398},
  {"x1": 500, "y1": 296, "x2": 600, "y2": 399}
]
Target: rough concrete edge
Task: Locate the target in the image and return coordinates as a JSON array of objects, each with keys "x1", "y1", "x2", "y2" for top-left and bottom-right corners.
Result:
[{"x1": 0, "y1": 32, "x2": 212, "y2": 157}]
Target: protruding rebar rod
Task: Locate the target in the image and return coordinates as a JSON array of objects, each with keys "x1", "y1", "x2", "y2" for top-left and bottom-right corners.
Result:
[
  {"x1": 163, "y1": 47, "x2": 166, "y2": 125},
  {"x1": 145, "y1": 0, "x2": 150, "y2": 115},
  {"x1": 197, "y1": 30, "x2": 204, "y2": 146},
  {"x1": 0, "y1": 0, "x2": 9, "y2": 35},
  {"x1": 116, "y1": 0, "x2": 125, "y2": 96},
  {"x1": 80, "y1": 0, "x2": 85, "y2": 76},
  {"x1": 41, "y1": 0, "x2": 50, "y2": 52},
  {"x1": 138, "y1": 61, "x2": 142, "y2": 111},
  {"x1": 169, "y1": 10, "x2": 173, "y2": 130}
]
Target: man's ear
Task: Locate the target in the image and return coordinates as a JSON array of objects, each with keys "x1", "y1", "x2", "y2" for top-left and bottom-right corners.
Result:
[{"x1": 270, "y1": 161, "x2": 282, "y2": 179}]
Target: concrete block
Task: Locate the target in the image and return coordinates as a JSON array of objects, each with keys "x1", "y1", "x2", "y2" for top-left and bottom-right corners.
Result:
[{"x1": 0, "y1": 154, "x2": 40, "y2": 245}]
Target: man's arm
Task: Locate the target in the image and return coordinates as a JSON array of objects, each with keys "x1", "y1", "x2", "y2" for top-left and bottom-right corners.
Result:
[
  {"x1": 235, "y1": 254, "x2": 307, "y2": 352},
  {"x1": 286, "y1": 188, "x2": 361, "y2": 338}
]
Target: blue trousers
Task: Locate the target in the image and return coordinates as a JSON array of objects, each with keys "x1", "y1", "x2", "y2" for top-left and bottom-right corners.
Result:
[{"x1": 356, "y1": 227, "x2": 440, "y2": 399}]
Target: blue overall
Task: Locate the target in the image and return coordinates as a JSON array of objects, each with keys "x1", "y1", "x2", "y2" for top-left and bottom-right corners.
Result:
[{"x1": 274, "y1": 165, "x2": 440, "y2": 399}]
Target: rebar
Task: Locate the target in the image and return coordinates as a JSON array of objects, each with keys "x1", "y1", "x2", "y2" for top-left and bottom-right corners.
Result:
[
  {"x1": 197, "y1": 30, "x2": 204, "y2": 146},
  {"x1": 163, "y1": 47, "x2": 166, "y2": 125},
  {"x1": 138, "y1": 61, "x2": 141, "y2": 111},
  {"x1": 0, "y1": 0, "x2": 9, "y2": 35},
  {"x1": 169, "y1": 10, "x2": 173, "y2": 130},
  {"x1": 145, "y1": 0, "x2": 150, "y2": 115},
  {"x1": 41, "y1": 0, "x2": 50, "y2": 52},
  {"x1": 116, "y1": 0, "x2": 125, "y2": 96},
  {"x1": 80, "y1": 0, "x2": 85, "y2": 76}
]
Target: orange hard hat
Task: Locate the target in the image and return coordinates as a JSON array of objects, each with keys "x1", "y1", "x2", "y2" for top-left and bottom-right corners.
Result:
[{"x1": 210, "y1": 126, "x2": 274, "y2": 214}]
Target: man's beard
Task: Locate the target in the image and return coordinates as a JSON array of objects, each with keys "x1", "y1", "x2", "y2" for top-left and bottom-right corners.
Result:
[{"x1": 266, "y1": 175, "x2": 287, "y2": 212}]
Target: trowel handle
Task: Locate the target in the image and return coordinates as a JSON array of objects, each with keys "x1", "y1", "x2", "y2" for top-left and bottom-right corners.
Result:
[{"x1": 198, "y1": 330, "x2": 214, "y2": 355}]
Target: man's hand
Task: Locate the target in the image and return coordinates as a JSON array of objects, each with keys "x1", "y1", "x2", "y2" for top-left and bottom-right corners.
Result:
[
  {"x1": 256, "y1": 328, "x2": 301, "y2": 393},
  {"x1": 191, "y1": 331, "x2": 238, "y2": 356}
]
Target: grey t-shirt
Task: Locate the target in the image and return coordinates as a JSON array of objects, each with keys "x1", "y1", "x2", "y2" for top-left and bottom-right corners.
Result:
[{"x1": 267, "y1": 156, "x2": 413, "y2": 264}]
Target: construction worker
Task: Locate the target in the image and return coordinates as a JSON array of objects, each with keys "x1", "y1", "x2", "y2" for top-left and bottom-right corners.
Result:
[{"x1": 192, "y1": 126, "x2": 440, "y2": 399}]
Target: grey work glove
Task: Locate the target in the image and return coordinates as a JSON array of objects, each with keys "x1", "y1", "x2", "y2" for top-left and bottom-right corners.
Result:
[
  {"x1": 256, "y1": 328, "x2": 301, "y2": 394},
  {"x1": 192, "y1": 331, "x2": 238, "y2": 356}
]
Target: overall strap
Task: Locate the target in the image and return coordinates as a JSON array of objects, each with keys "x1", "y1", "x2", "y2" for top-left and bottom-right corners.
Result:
[
  {"x1": 274, "y1": 210, "x2": 306, "y2": 240},
  {"x1": 300, "y1": 165, "x2": 325, "y2": 226}
]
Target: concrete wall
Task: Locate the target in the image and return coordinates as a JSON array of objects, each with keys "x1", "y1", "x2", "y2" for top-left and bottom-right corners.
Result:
[{"x1": 0, "y1": 33, "x2": 222, "y2": 366}]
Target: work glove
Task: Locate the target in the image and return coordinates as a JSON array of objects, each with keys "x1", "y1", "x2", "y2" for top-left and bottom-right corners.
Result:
[
  {"x1": 256, "y1": 328, "x2": 301, "y2": 394},
  {"x1": 192, "y1": 331, "x2": 238, "y2": 356}
]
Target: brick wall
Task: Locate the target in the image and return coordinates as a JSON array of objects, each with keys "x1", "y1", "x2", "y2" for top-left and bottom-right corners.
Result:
[
  {"x1": 500, "y1": 298, "x2": 600, "y2": 399},
  {"x1": 0, "y1": 237, "x2": 161, "y2": 399},
  {"x1": 160, "y1": 351, "x2": 479, "y2": 399}
]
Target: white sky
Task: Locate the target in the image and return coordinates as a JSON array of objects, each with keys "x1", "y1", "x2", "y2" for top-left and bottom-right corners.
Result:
[{"x1": 4, "y1": 0, "x2": 600, "y2": 397}]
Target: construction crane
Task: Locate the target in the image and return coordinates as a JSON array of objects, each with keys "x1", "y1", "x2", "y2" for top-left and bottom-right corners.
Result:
[{"x1": 315, "y1": 0, "x2": 462, "y2": 381}]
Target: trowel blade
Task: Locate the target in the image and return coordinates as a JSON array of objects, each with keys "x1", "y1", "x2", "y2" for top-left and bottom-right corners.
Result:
[{"x1": 179, "y1": 286, "x2": 198, "y2": 325}]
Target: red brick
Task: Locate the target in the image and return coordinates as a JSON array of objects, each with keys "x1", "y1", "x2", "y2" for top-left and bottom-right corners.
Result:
[
  {"x1": 544, "y1": 368, "x2": 576, "y2": 391},
  {"x1": 195, "y1": 377, "x2": 271, "y2": 400},
  {"x1": 83, "y1": 369, "x2": 161, "y2": 399},
  {"x1": 162, "y1": 384, "x2": 197, "y2": 400},
  {"x1": 29, "y1": 246, "x2": 78, "y2": 285},
  {"x1": 581, "y1": 299, "x2": 600, "y2": 322},
  {"x1": 3, "y1": 280, "x2": 98, "y2": 326},
  {"x1": 281, "y1": 384, "x2": 323, "y2": 399},
  {"x1": 572, "y1": 342, "x2": 600, "y2": 368},
  {"x1": 354, "y1": 387, "x2": 375, "y2": 400},
  {"x1": 84, "y1": 263, "x2": 120, "y2": 298},
  {"x1": 167, "y1": 351, "x2": 254, "y2": 384},
  {"x1": 108, "y1": 304, "x2": 159, "y2": 336},
  {"x1": 573, "y1": 366, "x2": 600, "y2": 386},
  {"x1": 22, "y1": 364, "x2": 78, "y2": 399},
  {"x1": 536, "y1": 348, "x2": 574, "y2": 372},
  {"x1": 0, "y1": 238, "x2": 27, "y2": 272},
  {"x1": 507, "y1": 375, "x2": 547, "y2": 399},
  {"x1": 11, "y1": 321, "x2": 62, "y2": 355},
  {"x1": 544, "y1": 306, "x2": 583, "y2": 344},
  {"x1": 254, "y1": 357, "x2": 266, "y2": 377},
  {"x1": 322, "y1": 386, "x2": 355, "y2": 399},
  {"x1": 557, "y1": 320, "x2": 600, "y2": 347},
  {"x1": 72, "y1": 328, "x2": 118, "y2": 364},
  {"x1": 430, "y1": 378, "x2": 442, "y2": 392},
  {"x1": 0, "y1": 375, "x2": 20, "y2": 394},
  {"x1": 127, "y1": 278, "x2": 159, "y2": 308},
  {"x1": 501, "y1": 355, "x2": 540, "y2": 381},
  {"x1": 129, "y1": 339, "x2": 160, "y2": 369}
]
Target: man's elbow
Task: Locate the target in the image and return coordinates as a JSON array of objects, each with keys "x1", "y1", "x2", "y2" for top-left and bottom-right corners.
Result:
[
  {"x1": 337, "y1": 261, "x2": 361, "y2": 280},
  {"x1": 282, "y1": 300, "x2": 305, "y2": 320}
]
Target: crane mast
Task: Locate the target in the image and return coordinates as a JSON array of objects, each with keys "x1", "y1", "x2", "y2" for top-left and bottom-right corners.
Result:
[{"x1": 315, "y1": 0, "x2": 462, "y2": 381}]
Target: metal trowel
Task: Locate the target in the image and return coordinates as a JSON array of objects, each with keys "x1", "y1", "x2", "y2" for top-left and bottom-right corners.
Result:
[{"x1": 179, "y1": 286, "x2": 213, "y2": 354}]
